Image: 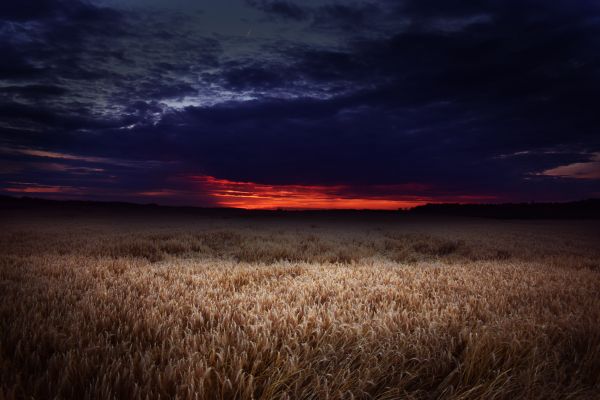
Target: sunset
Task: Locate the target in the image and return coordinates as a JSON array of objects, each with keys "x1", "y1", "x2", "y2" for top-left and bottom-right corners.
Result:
[
  {"x1": 1, "y1": 1, "x2": 599, "y2": 399},
  {"x1": 187, "y1": 175, "x2": 435, "y2": 209}
]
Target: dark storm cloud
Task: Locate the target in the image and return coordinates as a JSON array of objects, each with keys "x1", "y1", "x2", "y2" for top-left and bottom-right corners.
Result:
[
  {"x1": 2, "y1": 84, "x2": 68, "y2": 98},
  {"x1": 0, "y1": 0, "x2": 219, "y2": 91},
  {"x1": 0, "y1": 0, "x2": 127, "y2": 101},
  {"x1": 1, "y1": 0, "x2": 599, "y2": 204},
  {"x1": 0, "y1": 0, "x2": 76, "y2": 22},
  {"x1": 245, "y1": 0, "x2": 309, "y2": 21},
  {"x1": 311, "y1": 2, "x2": 382, "y2": 31},
  {"x1": 221, "y1": 63, "x2": 286, "y2": 90},
  {"x1": 245, "y1": 0, "x2": 384, "y2": 31}
]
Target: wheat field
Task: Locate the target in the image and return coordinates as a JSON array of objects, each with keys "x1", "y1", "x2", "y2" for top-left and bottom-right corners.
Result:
[{"x1": 1, "y1": 209, "x2": 599, "y2": 399}]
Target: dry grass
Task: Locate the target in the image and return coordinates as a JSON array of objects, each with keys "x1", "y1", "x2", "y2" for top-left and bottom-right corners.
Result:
[{"x1": 1, "y1": 213, "x2": 599, "y2": 399}]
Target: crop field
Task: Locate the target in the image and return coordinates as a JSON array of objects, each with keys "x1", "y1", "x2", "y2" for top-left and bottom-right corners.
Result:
[{"x1": 1, "y1": 208, "x2": 599, "y2": 399}]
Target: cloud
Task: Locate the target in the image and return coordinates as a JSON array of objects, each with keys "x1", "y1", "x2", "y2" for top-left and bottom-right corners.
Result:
[
  {"x1": 1, "y1": 0, "x2": 599, "y2": 205},
  {"x1": 1, "y1": 85, "x2": 68, "y2": 98},
  {"x1": 245, "y1": 0, "x2": 309, "y2": 21},
  {"x1": 245, "y1": 1, "x2": 389, "y2": 33},
  {"x1": 188, "y1": 175, "x2": 433, "y2": 209},
  {"x1": 0, "y1": 0, "x2": 221, "y2": 121},
  {"x1": 541, "y1": 153, "x2": 600, "y2": 180},
  {"x1": 4, "y1": 183, "x2": 79, "y2": 194},
  {"x1": 0, "y1": 0, "x2": 69, "y2": 22},
  {"x1": 311, "y1": 2, "x2": 382, "y2": 31},
  {"x1": 0, "y1": 146, "x2": 168, "y2": 169}
]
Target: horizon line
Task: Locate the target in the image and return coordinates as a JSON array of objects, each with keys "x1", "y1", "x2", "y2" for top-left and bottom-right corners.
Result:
[{"x1": 1, "y1": 194, "x2": 598, "y2": 212}]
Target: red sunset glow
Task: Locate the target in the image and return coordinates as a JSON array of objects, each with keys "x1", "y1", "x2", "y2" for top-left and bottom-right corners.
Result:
[
  {"x1": 189, "y1": 175, "x2": 430, "y2": 210},
  {"x1": 5, "y1": 187, "x2": 65, "y2": 194},
  {"x1": 3, "y1": 175, "x2": 498, "y2": 210}
]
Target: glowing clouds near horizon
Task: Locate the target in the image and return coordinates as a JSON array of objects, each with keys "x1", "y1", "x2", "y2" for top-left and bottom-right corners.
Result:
[
  {"x1": 540, "y1": 153, "x2": 600, "y2": 180},
  {"x1": 188, "y1": 175, "x2": 429, "y2": 210}
]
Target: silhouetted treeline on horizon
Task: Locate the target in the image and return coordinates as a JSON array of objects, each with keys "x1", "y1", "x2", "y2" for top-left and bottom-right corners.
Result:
[
  {"x1": 410, "y1": 199, "x2": 600, "y2": 219},
  {"x1": 1, "y1": 195, "x2": 599, "y2": 219}
]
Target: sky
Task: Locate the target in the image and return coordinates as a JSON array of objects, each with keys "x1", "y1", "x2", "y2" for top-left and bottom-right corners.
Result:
[{"x1": 1, "y1": 0, "x2": 599, "y2": 209}]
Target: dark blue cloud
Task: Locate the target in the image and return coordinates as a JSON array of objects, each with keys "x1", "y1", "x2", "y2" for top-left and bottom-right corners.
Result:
[
  {"x1": 245, "y1": 0, "x2": 309, "y2": 21},
  {"x1": 2, "y1": 85, "x2": 68, "y2": 98},
  {"x1": 311, "y1": 2, "x2": 382, "y2": 31}
]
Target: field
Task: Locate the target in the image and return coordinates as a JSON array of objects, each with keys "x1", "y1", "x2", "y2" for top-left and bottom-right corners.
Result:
[{"x1": 1, "y1": 205, "x2": 600, "y2": 399}]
